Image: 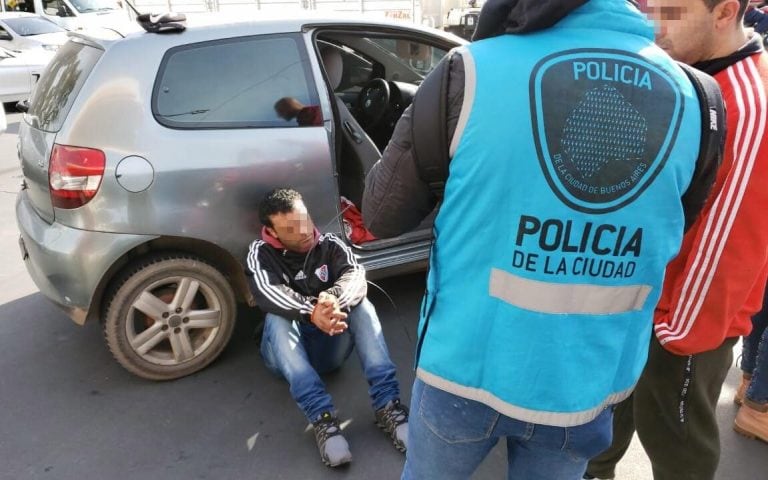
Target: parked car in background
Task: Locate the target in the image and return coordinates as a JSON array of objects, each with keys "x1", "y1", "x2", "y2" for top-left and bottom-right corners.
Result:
[
  {"x1": 0, "y1": 12, "x2": 68, "y2": 52},
  {"x1": 0, "y1": 44, "x2": 49, "y2": 103},
  {"x1": 0, "y1": 103, "x2": 6, "y2": 134},
  {"x1": 15, "y1": 13, "x2": 464, "y2": 381},
  {"x1": 0, "y1": 0, "x2": 131, "y2": 32},
  {"x1": 443, "y1": 6, "x2": 480, "y2": 41}
]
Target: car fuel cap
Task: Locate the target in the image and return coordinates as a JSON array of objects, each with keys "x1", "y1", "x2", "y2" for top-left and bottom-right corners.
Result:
[{"x1": 115, "y1": 156, "x2": 154, "y2": 193}]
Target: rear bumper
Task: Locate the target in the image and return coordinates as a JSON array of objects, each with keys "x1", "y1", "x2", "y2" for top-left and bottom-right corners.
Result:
[{"x1": 15, "y1": 191, "x2": 156, "y2": 325}]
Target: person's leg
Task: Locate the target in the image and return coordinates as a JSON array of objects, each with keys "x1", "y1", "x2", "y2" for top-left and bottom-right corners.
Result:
[
  {"x1": 742, "y1": 297, "x2": 768, "y2": 405},
  {"x1": 584, "y1": 396, "x2": 635, "y2": 479},
  {"x1": 744, "y1": 321, "x2": 768, "y2": 407},
  {"x1": 302, "y1": 320, "x2": 354, "y2": 375},
  {"x1": 741, "y1": 292, "x2": 768, "y2": 378},
  {"x1": 260, "y1": 314, "x2": 336, "y2": 421},
  {"x1": 506, "y1": 407, "x2": 614, "y2": 480},
  {"x1": 734, "y1": 310, "x2": 768, "y2": 442},
  {"x1": 401, "y1": 378, "x2": 500, "y2": 480},
  {"x1": 634, "y1": 336, "x2": 736, "y2": 480},
  {"x1": 346, "y1": 298, "x2": 400, "y2": 409},
  {"x1": 261, "y1": 315, "x2": 353, "y2": 467}
]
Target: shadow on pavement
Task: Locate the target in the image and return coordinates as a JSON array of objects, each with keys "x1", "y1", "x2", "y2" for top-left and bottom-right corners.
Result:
[
  {"x1": 0, "y1": 275, "x2": 507, "y2": 480},
  {"x1": 1, "y1": 276, "x2": 761, "y2": 480}
]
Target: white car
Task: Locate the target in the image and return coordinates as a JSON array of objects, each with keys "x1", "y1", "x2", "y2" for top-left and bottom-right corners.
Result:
[
  {"x1": 0, "y1": 12, "x2": 69, "y2": 52},
  {"x1": 0, "y1": 45, "x2": 49, "y2": 103},
  {"x1": 0, "y1": 103, "x2": 6, "y2": 134},
  {"x1": 1, "y1": 0, "x2": 131, "y2": 32}
]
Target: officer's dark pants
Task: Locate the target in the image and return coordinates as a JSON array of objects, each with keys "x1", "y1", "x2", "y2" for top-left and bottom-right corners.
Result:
[{"x1": 586, "y1": 335, "x2": 737, "y2": 480}]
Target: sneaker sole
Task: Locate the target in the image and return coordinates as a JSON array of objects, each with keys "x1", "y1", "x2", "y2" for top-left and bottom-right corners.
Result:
[
  {"x1": 376, "y1": 421, "x2": 406, "y2": 453},
  {"x1": 321, "y1": 455, "x2": 352, "y2": 468},
  {"x1": 733, "y1": 422, "x2": 768, "y2": 443}
]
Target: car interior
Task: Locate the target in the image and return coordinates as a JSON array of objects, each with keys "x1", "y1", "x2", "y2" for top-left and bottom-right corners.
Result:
[{"x1": 315, "y1": 31, "x2": 447, "y2": 247}]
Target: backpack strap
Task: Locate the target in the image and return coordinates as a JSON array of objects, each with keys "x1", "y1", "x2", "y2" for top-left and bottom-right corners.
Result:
[
  {"x1": 411, "y1": 55, "x2": 452, "y2": 200},
  {"x1": 676, "y1": 61, "x2": 726, "y2": 182}
]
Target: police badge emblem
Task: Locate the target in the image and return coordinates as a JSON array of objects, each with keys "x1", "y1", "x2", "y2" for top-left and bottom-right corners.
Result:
[{"x1": 530, "y1": 50, "x2": 684, "y2": 213}]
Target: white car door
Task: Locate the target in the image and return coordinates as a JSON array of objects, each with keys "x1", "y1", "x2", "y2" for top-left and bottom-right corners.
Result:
[{"x1": 0, "y1": 47, "x2": 32, "y2": 103}]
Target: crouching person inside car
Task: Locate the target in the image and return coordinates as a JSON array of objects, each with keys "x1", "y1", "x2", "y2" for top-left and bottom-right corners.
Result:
[{"x1": 246, "y1": 188, "x2": 408, "y2": 467}]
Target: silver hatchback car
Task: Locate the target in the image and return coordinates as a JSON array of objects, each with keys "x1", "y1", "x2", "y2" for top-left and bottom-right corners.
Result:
[{"x1": 16, "y1": 13, "x2": 462, "y2": 380}]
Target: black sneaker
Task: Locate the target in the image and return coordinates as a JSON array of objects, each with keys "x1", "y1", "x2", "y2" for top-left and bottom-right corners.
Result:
[
  {"x1": 312, "y1": 412, "x2": 352, "y2": 467},
  {"x1": 375, "y1": 399, "x2": 409, "y2": 452}
]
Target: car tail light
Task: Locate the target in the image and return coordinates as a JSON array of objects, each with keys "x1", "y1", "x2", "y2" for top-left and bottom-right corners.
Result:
[{"x1": 49, "y1": 144, "x2": 106, "y2": 209}]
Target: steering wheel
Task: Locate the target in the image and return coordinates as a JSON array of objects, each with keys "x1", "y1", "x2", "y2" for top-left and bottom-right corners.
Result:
[{"x1": 357, "y1": 78, "x2": 391, "y2": 128}]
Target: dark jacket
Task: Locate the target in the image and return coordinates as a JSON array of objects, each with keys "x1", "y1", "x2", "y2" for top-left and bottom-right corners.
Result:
[{"x1": 246, "y1": 229, "x2": 367, "y2": 322}]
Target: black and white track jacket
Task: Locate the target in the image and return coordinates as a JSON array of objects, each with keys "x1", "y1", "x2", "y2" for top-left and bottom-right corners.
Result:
[{"x1": 246, "y1": 230, "x2": 367, "y2": 322}]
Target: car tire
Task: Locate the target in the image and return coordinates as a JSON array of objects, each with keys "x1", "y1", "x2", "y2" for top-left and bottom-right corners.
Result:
[{"x1": 103, "y1": 254, "x2": 236, "y2": 381}]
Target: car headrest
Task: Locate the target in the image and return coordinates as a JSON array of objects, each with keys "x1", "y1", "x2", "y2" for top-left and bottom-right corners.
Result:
[{"x1": 321, "y1": 47, "x2": 343, "y2": 92}]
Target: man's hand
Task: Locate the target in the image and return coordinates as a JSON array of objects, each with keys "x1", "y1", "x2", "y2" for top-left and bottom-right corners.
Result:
[
  {"x1": 317, "y1": 291, "x2": 338, "y2": 308},
  {"x1": 311, "y1": 293, "x2": 348, "y2": 335}
]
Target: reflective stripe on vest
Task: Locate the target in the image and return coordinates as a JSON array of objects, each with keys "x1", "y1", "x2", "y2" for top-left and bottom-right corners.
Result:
[{"x1": 489, "y1": 268, "x2": 651, "y2": 314}]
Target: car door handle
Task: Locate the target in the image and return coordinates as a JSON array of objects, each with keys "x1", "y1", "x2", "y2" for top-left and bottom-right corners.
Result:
[{"x1": 343, "y1": 120, "x2": 363, "y2": 144}]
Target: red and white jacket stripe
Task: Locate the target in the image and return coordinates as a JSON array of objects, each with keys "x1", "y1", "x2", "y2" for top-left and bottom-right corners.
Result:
[{"x1": 654, "y1": 51, "x2": 768, "y2": 355}]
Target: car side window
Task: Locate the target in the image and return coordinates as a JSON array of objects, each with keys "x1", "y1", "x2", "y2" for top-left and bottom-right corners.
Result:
[
  {"x1": 42, "y1": 0, "x2": 73, "y2": 16},
  {"x1": 153, "y1": 33, "x2": 320, "y2": 129}
]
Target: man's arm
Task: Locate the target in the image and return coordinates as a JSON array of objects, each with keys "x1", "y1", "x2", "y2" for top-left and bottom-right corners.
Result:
[
  {"x1": 362, "y1": 51, "x2": 465, "y2": 238},
  {"x1": 322, "y1": 235, "x2": 367, "y2": 310},
  {"x1": 246, "y1": 240, "x2": 314, "y2": 321},
  {"x1": 655, "y1": 81, "x2": 768, "y2": 354}
]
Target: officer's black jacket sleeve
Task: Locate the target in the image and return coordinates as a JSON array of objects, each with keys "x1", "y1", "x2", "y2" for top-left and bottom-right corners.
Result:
[{"x1": 362, "y1": 52, "x2": 465, "y2": 238}]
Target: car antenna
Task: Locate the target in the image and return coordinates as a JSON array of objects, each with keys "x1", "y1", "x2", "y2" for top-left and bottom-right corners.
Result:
[{"x1": 122, "y1": 0, "x2": 141, "y2": 16}]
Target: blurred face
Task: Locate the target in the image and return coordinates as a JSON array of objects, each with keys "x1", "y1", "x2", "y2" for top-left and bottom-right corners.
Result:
[
  {"x1": 266, "y1": 200, "x2": 316, "y2": 253},
  {"x1": 645, "y1": 0, "x2": 718, "y2": 64}
]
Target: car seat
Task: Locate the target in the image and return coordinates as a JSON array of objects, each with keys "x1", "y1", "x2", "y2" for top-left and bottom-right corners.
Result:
[{"x1": 320, "y1": 45, "x2": 381, "y2": 208}]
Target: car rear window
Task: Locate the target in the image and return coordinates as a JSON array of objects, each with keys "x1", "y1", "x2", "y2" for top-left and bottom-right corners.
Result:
[
  {"x1": 26, "y1": 39, "x2": 102, "y2": 133},
  {"x1": 153, "y1": 33, "x2": 320, "y2": 129}
]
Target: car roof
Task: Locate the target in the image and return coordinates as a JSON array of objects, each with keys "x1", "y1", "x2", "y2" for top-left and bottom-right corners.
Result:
[{"x1": 84, "y1": 11, "x2": 464, "y2": 52}]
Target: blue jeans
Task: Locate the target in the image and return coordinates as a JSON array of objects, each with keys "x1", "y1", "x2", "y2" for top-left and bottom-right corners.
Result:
[
  {"x1": 402, "y1": 378, "x2": 614, "y2": 480},
  {"x1": 741, "y1": 289, "x2": 768, "y2": 405},
  {"x1": 260, "y1": 298, "x2": 400, "y2": 421}
]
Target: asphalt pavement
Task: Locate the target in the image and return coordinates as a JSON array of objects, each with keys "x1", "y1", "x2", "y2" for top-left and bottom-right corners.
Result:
[{"x1": 0, "y1": 110, "x2": 766, "y2": 479}]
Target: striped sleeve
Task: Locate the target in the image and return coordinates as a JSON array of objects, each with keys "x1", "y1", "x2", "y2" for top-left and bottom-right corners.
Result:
[
  {"x1": 654, "y1": 57, "x2": 768, "y2": 355},
  {"x1": 246, "y1": 240, "x2": 314, "y2": 320},
  {"x1": 323, "y1": 234, "x2": 368, "y2": 310}
]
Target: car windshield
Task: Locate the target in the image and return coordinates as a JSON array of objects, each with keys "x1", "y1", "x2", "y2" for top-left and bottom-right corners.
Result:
[
  {"x1": 366, "y1": 38, "x2": 448, "y2": 77},
  {"x1": 4, "y1": 17, "x2": 65, "y2": 36},
  {"x1": 68, "y1": 0, "x2": 120, "y2": 13}
]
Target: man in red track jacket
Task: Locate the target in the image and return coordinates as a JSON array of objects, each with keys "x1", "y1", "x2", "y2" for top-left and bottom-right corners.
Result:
[{"x1": 586, "y1": 1, "x2": 768, "y2": 479}]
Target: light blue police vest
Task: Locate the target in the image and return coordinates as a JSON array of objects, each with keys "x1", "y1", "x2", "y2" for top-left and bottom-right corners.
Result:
[{"x1": 416, "y1": 0, "x2": 702, "y2": 426}]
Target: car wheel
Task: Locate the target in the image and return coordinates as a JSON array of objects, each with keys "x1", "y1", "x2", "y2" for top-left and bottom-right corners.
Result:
[{"x1": 104, "y1": 254, "x2": 236, "y2": 380}]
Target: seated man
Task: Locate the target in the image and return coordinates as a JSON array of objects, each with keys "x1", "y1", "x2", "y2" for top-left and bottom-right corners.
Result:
[{"x1": 246, "y1": 188, "x2": 408, "y2": 467}]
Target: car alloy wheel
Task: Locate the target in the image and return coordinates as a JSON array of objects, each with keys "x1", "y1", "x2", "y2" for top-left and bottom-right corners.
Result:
[{"x1": 104, "y1": 254, "x2": 236, "y2": 380}]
